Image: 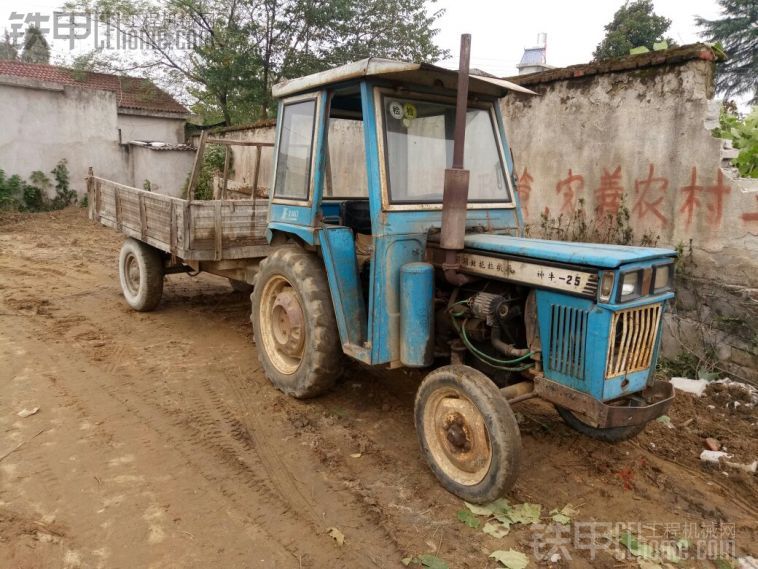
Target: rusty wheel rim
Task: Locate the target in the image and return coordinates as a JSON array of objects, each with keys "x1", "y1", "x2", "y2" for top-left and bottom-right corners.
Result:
[
  {"x1": 423, "y1": 386, "x2": 492, "y2": 486},
  {"x1": 259, "y1": 275, "x2": 305, "y2": 375},
  {"x1": 124, "y1": 252, "x2": 140, "y2": 296}
]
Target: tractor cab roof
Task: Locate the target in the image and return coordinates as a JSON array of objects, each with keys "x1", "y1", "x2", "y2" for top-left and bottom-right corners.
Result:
[{"x1": 272, "y1": 57, "x2": 537, "y2": 99}]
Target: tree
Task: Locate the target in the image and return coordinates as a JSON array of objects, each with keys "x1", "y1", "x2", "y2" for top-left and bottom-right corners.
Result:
[
  {"x1": 65, "y1": 0, "x2": 447, "y2": 125},
  {"x1": 593, "y1": 0, "x2": 673, "y2": 60},
  {"x1": 0, "y1": 31, "x2": 18, "y2": 61},
  {"x1": 696, "y1": 0, "x2": 757, "y2": 103},
  {"x1": 21, "y1": 25, "x2": 50, "y2": 64}
]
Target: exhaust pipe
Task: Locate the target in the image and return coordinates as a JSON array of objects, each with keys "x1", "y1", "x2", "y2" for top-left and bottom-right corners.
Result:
[{"x1": 441, "y1": 34, "x2": 474, "y2": 286}]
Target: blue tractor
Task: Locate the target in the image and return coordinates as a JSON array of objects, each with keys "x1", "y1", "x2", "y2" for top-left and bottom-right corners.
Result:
[{"x1": 250, "y1": 36, "x2": 676, "y2": 503}]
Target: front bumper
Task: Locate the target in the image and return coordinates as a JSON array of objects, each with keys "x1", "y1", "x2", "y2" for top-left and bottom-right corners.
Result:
[{"x1": 534, "y1": 375, "x2": 674, "y2": 428}]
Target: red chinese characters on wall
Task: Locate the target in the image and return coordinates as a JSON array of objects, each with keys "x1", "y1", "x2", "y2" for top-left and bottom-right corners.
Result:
[
  {"x1": 555, "y1": 169, "x2": 584, "y2": 213},
  {"x1": 633, "y1": 164, "x2": 669, "y2": 226},
  {"x1": 518, "y1": 164, "x2": 738, "y2": 229},
  {"x1": 679, "y1": 167, "x2": 731, "y2": 228},
  {"x1": 517, "y1": 167, "x2": 533, "y2": 217},
  {"x1": 743, "y1": 195, "x2": 758, "y2": 223},
  {"x1": 594, "y1": 166, "x2": 624, "y2": 216}
]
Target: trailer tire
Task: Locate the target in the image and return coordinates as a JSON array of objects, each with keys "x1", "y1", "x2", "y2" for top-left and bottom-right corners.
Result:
[
  {"x1": 415, "y1": 365, "x2": 521, "y2": 504},
  {"x1": 118, "y1": 238, "x2": 164, "y2": 312},
  {"x1": 555, "y1": 406, "x2": 647, "y2": 442},
  {"x1": 251, "y1": 246, "x2": 342, "y2": 399}
]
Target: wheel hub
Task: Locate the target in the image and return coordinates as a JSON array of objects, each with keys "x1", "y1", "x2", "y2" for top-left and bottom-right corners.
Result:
[
  {"x1": 432, "y1": 395, "x2": 490, "y2": 478},
  {"x1": 271, "y1": 289, "x2": 304, "y2": 357},
  {"x1": 124, "y1": 253, "x2": 140, "y2": 295}
]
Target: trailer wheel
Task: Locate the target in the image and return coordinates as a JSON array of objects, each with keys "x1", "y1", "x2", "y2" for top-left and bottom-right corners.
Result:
[
  {"x1": 555, "y1": 406, "x2": 647, "y2": 442},
  {"x1": 251, "y1": 246, "x2": 342, "y2": 399},
  {"x1": 118, "y1": 238, "x2": 164, "y2": 312},
  {"x1": 415, "y1": 365, "x2": 521, "y2": 504}
]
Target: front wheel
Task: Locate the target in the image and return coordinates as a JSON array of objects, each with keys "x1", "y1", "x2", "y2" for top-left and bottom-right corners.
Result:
[
  {"x1": 250, "y1": 246, "x2": 343, "y2": 399},
  {"x1": 118, "y1": 238, "x2": 164, "y2": 312},
  {"x1": 415, "y1": 365, "x2": 522, "y2": 504},
  {"x1": 555, "y1": 406, "x2": 647, "y2": 442}
]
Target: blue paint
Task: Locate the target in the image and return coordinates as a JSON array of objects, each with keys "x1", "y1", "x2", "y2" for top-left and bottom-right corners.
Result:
[
  {"x1": 400, "y1": 262, "x2": 435, "y2": 367},
  {"x1": 264, "y1": 72, "x2": 675, "y2": 407},
  {"x1": 320, "y1": 226, "x2": 368, "y2": 357},
  {"x1": 464, "y1": 234, "x2": 676, "y2": 269}
]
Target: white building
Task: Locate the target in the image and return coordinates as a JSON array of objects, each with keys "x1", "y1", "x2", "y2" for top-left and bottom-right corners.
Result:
[{"x1": 0, "y1": 60, "x2": 195, "y2": 197}]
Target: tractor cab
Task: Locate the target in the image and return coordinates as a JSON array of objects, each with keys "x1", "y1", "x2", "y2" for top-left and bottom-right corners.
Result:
[
  {"x1": 256, "y1": 49, "x2": 676, "y2": 504},
  {"x1": 267, "y1": 58, "x2": 532, "y2": 364}
]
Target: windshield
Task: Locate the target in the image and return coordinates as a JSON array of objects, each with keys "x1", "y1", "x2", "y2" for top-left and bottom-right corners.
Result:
[{"x1": 381, "y1": 95, "x2": 510, "y2": 204}]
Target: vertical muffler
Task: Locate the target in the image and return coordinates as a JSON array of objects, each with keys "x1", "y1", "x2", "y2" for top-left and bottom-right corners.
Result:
[{"x1": 440, "y1": 34, "x2": 473, "y2": 286}]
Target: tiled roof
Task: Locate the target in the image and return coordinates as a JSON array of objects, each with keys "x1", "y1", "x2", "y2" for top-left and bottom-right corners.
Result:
[{"x1": 0, "y1": 60, "x2": 188, "y2": 115}]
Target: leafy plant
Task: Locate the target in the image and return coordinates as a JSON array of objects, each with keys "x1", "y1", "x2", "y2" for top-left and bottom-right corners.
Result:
[
  {"x1": 184, "y1": 144, "x2": 228, "y2": 200},
  {"x1": 51, "y1": 160, "x2": 76, "y2": 209},
  {"x1": 530, "y1": 197, "x2": 659, "y2": 247},
  {"x1": 713, "y1": 105, "x2": 758, "y2": 178}
]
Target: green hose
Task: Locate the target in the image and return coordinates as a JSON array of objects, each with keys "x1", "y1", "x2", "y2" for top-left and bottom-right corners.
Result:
[{"x1": 448, "y1": 308, "x2": 535, "y2": 371}]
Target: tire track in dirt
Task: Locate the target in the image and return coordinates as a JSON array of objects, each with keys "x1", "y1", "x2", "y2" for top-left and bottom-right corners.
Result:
[{"x1": 1, "y1": 254, "x2": 395, "y2": 566}]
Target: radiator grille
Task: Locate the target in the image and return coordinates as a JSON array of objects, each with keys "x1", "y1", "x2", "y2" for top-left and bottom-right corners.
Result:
[
  {"x1": 548, "y1": 305, "x2": 589, "y2": 380},
  {"x1": 606, "y1": 304, "x2": 662, "y2": 378}
]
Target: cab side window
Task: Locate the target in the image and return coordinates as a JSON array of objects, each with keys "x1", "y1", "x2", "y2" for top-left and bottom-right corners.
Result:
[{"x1": 274, "y1": 99, "x2": 317, "y2": 200}]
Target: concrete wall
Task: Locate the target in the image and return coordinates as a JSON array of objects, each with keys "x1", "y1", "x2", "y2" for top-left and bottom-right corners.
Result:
[
  {"x1": 501, "y1": 46, "x2": 757, "y2": 382},
  {"x1": 0, "y1": 77, "x2": 129, "y2": 194},
  {"x1": 118, "y1": 112, "x2": 186, "y2": 144},
  {"x1": 128, "y1": 145, "x2": 195, "y2": 198},
  {"x1": 501, "y1": 51, "x2": 758, "y2": 288},
  {"x1": 0, "y1": 75, "x2": 189, "y2": 197}
]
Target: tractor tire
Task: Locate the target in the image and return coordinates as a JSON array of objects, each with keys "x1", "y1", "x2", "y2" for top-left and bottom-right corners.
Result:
[
  {"x1": 415, "y1": 365, "x2": 522, "y2": 504},
  {"x1": 118, "y1": 238, "x2": 164, "y2": 312},
  {"x1": 555, "y1": 406, "x2": 647, "y2": 442},
  {"x1": 250, "y1": 246, "x2": 342, "y2": 399}
]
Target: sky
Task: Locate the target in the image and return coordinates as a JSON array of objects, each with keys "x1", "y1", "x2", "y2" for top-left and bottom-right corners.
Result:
[
  {"x1": 430, "y1": 0, "x2": 723, "y2": 76},
  {"x1": 0, "y1": 0, "x2": 724, "y2": 75}
]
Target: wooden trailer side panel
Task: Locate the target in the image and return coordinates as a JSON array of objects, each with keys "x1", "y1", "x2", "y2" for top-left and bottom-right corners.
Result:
[{"x1": 88, "y1": 176, "x2": 268, "y2": 261}]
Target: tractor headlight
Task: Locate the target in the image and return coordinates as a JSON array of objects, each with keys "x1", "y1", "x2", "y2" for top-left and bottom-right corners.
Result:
[
  {"x1": 653, "y1": 263, "x2": 673, "y2": 293},
  {"x1": 618, "y1": 270, "x2": 642, "y2": 302},
  {"x1": 599, "y1": 272, "x2": 614, "y2": 303}
]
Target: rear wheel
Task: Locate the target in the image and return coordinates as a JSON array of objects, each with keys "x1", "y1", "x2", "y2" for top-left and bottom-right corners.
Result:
[
  {"x1": 556, "y1": 406, "x2": 647, "y2": 442},
  {"x1": 118, "y1": 238, "x2": 164, "y2": 312},
  {"x1": 415, "y1": 365, "x2": 522, "y2": 503},
  {"x1": 251, "y1": 246, "x2": 342, "y2": 398}
]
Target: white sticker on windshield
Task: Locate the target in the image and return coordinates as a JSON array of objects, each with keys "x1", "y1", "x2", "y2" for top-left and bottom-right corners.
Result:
[{"x1": 388, "y1": 101, "x2": 404, "y2": 120}]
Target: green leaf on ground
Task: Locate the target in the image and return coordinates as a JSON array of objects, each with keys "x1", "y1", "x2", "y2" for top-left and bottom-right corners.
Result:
[
  {"x1": 508, "y1": 503, "x2": 542, "y2": 525},
  {"x1": 658, "y1": 543, "x2": 681, "y2": 563},
  {"x1": 465, "y1": 501, "x2": 494, "y2": 516},
  {"x1": 550, "y1": 504, "x2": 578, "y2": 525},
  {"x1": 401, "y1": 558, "x2": 414, "y2": 566},
  {"x1": 457, "y1": 509, "x2": 481, "y2": 528},
  {"x1": 482, "y1": 521, "x2": 510, "y2": 538},
  {"x1": 417, "y1": 554, "x2": 449, "y2": 569},
  {"x1": 714, "y1": 560, "x2": 734, "y2": 569},
  {"x1": 619, "y1": 531, "x2": 655, "y2": 559},
  {"x1": 489, "y1": 549, "x2": 529, "y2": 569}
]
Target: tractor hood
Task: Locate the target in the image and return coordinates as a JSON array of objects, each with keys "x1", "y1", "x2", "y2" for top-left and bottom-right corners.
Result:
[{"x1": 463, "y1": 234, "x2": 676, "y2": 269}]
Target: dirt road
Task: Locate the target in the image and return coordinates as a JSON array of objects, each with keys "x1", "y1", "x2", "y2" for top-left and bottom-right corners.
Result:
[{"x1": 1, "y1": 209, "x2": 756, "y2": 569}]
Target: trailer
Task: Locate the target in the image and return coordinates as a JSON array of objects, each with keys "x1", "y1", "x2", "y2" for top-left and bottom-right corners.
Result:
[{"x1": 87, "y1": 136, "x2": 275, "y2": 309}]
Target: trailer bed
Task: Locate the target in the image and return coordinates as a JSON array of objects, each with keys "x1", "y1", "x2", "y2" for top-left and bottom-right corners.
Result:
[{"x1": 87, "y1": 175, "x2": 270, "y2": 261}]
